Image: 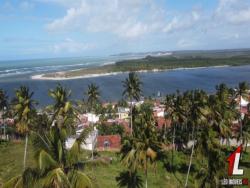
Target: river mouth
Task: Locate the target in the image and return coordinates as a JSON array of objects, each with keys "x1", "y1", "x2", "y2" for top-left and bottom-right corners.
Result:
[{"x1": 0, "y1": 65, "x2": 250, "y2": 107}]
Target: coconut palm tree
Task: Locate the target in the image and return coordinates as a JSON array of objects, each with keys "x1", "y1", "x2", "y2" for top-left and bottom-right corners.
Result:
[
  {"x1": 120, "y1": 104, "x2": 160, "y2": 188},
  {"x1": 122, "y1": 72, "x2": 142, "y2": 135},
  {"x1": 0, "y1": 89, "x2": 8, "y2": 140},
  {"x1": 3, "y1": 120, "x2": 100, "y2": 188},
  {"x1": 165, "y1": 93, "x2": 187, "y2": 172},
  {"x1": 242, "y1": 114, "x2": 250, "y2": 153},
  {"x1": 236, "y1": 82, "x2": 249, "y2": 143},
  {"x1": 196, "y1": 126, "x2": 227, "y2": 188},
  {"x1": 184, "y1": 90, "x2": 208, "y2": 187},
  {"x1": 211, "y1": 84, "x2": 237, "y2": 145},
  {"x1": 86, "y1": 83, "x2": 100, "y2": 112},
  {"x1": 12, "y1": 86, "x2": 37, "y2": 170},
  {"x1": 116, "y1": 170, "x2": 143, "y2": 188},
  {"x1": 85, "y1": 83, "x2": 100, "y2": 160},
  {"x1": 49, "y1": 84, "x2": 74, "y2": 122}
]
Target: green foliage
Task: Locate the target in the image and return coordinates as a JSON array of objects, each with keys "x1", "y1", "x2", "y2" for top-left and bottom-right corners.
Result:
[
  {"x1": 13, "y1": 86, "x2": 37, "y2": 134},
  {"x1": 116, "y1": 170, "x2": 143, "y2": 188},
  {"x1": 97, "y1": 123, "x2": 124, "y2": 136},
  {"x1": 85, "y1": 83, "x2": 100, "y2": 112},
  {"x1": 122, "y1": 72, "x2": 142, "y2": 101}
]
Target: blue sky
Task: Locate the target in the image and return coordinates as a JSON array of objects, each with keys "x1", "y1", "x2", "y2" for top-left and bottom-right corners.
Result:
[{"x1": 1, "y1": 0, "x2": 250, "y2": 60}]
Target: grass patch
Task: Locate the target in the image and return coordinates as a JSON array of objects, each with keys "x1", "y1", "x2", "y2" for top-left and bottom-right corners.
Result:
[{"x1": 0, "y1": 141, "x2": 249, "y2": 187}]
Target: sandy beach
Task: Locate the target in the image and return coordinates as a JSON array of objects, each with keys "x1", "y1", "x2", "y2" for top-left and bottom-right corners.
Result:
[{"x1": 31, "y1": 65, "x2": 230, "y2": 81}]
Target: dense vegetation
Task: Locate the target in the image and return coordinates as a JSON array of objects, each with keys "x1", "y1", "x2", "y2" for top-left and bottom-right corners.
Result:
[{"x1": 0, "y1": 73, "x2": 250, "y2": 188}]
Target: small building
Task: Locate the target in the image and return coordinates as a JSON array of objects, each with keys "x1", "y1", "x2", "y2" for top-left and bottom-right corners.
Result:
[
  {"x1": 240, "y1": 96, "x2": 249, "y2": 107},
  {"x1": 117, "y1": 107, "x2": 130, "y2": 119},
  {"x1": 66, "y1": 126, "x2": 98, "y2": 151},
  {"x1": 153, "y1": 106, "x2": 165, "y2": 118},
  {"x1": 97, "y1": 135, "x2": 121, "y2": 151},
  {"x1": 79, "y1": 113, "x2": 100, "y2": 123}
]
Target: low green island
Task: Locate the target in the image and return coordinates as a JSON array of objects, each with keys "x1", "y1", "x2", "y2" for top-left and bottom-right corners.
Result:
[{"x1": 38, "y1": 50, "x2": 250, "y2": 79}]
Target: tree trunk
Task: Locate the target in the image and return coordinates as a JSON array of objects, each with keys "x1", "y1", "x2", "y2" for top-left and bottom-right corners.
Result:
[
  {"x1": 244, "y1": 138, "x2": 248, "y2": 153},
  {"x1": 171, "y1": 124, "x2": 175, "y2": 172},
  {"x1": 91, "y1": 131, "x2": 94, "y2": 160},
  {"x1": 130, "y1": 98, "x2": 133, "y2": 135},
  {"x1": 2, "y1": 113, "x2": 6, "y2": 140},
  {"x1": 239, "y1": 96, "x2": 243, "y2": 145},
  {"x1": 3, "y1": 124, "x2": 6, "y2": 140},
  {"x1": 145, "y1": 159, "x2": 148, "y2": 188},
  {"x1": 23, "y1": 134, "x2": 28, "y2": 170},
  {"x1": 91, "y1": 114, "x2": 94, "y2": 160},
  {"x1": 185, "y1": 126, "x2": 195, "y2": 188}
]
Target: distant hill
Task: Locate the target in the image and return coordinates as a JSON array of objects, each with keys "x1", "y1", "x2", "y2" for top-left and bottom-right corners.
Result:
[{"x1": 111, "y1": 48, "x2": 250, "y2": 59}]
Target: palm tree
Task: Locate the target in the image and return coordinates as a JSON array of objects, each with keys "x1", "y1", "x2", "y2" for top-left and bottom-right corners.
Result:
[
  {"x1": 4, "y1": 119, "x2": 100, "y2": 188},
  {"x1": 211, "y1": 84, "x2": 237, "y2": 145},
  {"x1": 236, "y1": 82, "x2": 249, "y2": 143},
  {"x1": 242, "y1": 114, "x2": 250, "y2": 153},
  {"x1": 122, "y1": 72, "x2": 142, "y2": 135},
  {"x1": 86, "y1": 83, "x2": 100, "y2": 112},
  {"x1": 116, "y1": 170, "x2": 143, "y2": 188},
  {"x1": 165, "y1": 93, "x2": 187, "y2": 172},
  {"x1": 12, "y1": 86, "x2": 37, "y2": 170},
  {"x1": 196, "y1": 126, "x2": 227, "y2": 187},
  {"x1": 85, "y1": 83, "x2": 100, "y2": 160},
  {"x1": 120, "y1": 104, "x2": 160, "y2": 188},
  {"x1": 0, "y1": 89, "x2": 8, "y2": 140},
  {"x1": 184, "y1": 90, "x2": 208, "y2": 187},
  {"x1": 49, "y1": 84, "x2": 74, "y2": 122}
]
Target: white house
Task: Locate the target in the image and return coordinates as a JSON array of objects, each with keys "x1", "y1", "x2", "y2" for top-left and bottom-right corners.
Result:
[
  {"x1": 240, "y1": 96, "x2": 249, "y2": 107},
  {"x1": 117, "y1": 107, "x2": 130, "y2": 119},
  {"x1": 66, "y1": 126, "x2": 98, "y2": 151}
]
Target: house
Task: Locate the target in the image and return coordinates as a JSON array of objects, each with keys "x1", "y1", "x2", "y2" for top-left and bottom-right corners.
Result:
[
  {"x1": 78, "y1": 113, "x2": 99, "y2": 124},
  {"x1": 117, "y1": 107, "x2": 130, "y2": 119},
  {"x1": 240, "y1": 96, "x2": 249, "y2": 107},
  {"x1": 97, "y1": 135, "x2": 121, "y2": 151},
  {"x1": 102, "y1": 118, "x2": 131, "y2": 134},
  {"x1": 153, "y1": 106, "x2": 165, "y2": 118},
  {"x1": 66, "y1": 126, "x2": 98, "y2": 151}
]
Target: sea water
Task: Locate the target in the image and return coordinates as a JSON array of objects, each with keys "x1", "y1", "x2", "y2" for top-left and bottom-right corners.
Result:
[{"x1": 0, "y1": 56, "x2": 250, "y2": 106}]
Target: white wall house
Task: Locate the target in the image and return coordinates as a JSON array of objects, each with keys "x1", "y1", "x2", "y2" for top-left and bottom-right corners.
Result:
[
  {"x1": 240, "y1": 96, "x2": 249, "y2": 107},
  {"x1": 117, "y1": 107, "x2": 130, "y2": 119},
  {"x1": 66, "y1": 126, "x2": 98, "y2": 151},
  {"x1": 86, "y1": 113, "x2": 99, "y2": 123}
]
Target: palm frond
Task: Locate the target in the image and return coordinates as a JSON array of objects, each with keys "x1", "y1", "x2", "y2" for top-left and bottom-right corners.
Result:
[
  {"x1": 38, "y1": 150, "x2": 58, "y2": 173},
  {"x1": 41, "y1": 168, "x2": 70, "y2": 188},
  {"x1": 68, "y1": 170, "x2": 96, "y2": 188}
]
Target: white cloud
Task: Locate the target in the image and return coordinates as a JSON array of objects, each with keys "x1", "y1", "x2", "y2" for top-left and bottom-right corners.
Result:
[
  {"x1": 45, "y1": 0, "x2": 205, "y2": 39},
  {"x1": 40, "y1": 0, "x2": 250, "y2": 52},
  {"x1": 163, "y1": 11, "x2": 201, "y2": 33},
  {"x1": 47, "y1": 1, "x2": 89, "y2": 31},
  {"x1": 215, "y1": 0, "x2": 250, "y2": 24},
  {"x1": 46, "y1": 0, "x2": 166, "y2": 39},
  {"x1": 53, "y1": 38, "x2": 95, "y2": 54}
]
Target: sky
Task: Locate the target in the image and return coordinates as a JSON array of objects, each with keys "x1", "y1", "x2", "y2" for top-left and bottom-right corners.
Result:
[{"x1": 1, "y1": 0, "x2": 250, "y2": 60}]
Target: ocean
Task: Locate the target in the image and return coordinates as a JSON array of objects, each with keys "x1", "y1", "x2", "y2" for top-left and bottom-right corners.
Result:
[{"x1": 0, "y1": 56, "x2": 250, "y2": 107}]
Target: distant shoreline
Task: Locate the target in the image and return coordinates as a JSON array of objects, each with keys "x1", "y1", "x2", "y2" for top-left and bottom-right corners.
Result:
[
  {"x1": 30, "y1": 52, "x2": 250, "y2": 81},
  {"x1": 31, "y1": 65, "x2": 230, "y2": 81}
]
